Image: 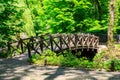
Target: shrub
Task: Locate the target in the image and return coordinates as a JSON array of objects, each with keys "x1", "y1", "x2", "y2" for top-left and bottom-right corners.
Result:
[
  {"x1": 93, "y1": 51, "x2": 105, "y2": 69},
  {"x1": 0, "y1": 52, "x2": 8, "y2": 58},
  {"x1": 0, "y1": 48, "x2": 9, "y2": 58},
  {"x1": 28, "y1": 50, "x2": 94, "y2": 69},
  {"x1": 109, "y1": 59, "x2": 120, "y2": 71},
  {"x1": 28, "y1": 49, "x2": 120, "y2": 71}
]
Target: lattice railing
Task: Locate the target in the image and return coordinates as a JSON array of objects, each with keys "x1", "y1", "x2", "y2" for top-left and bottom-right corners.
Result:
[{"x1": 7, "y1": 33, "x2": 99, "y2": 57}]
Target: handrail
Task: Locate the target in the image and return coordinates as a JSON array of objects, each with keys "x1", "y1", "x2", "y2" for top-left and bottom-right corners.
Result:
[{"x1": 7, "y1": 33, "x2": 99, "y2": 57}]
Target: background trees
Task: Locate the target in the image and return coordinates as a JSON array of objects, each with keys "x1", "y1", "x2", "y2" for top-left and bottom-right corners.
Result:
[
  {"x1": 0, "y1": 0, "x2": 24, "y2": 47},
  {"x1": 0, "y1": 0, "x2": 120, "y2": 47}
]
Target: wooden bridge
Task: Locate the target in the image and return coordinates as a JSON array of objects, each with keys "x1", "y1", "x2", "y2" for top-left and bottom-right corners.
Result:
[{"x1": 7, "y1": 33, "x2": 99, "y2": 58}]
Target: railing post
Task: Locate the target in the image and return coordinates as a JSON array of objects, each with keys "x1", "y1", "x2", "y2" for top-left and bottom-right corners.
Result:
[
  {"x1": 68, "y1": 34, "x2": 71, "y2": 51},
  {"x1": 87, "y1": 34, "x2": 90, "y2": 51},
  {"x1": 7, "y1": 42, "x2": 12, "y2": 57},
  {"x1": 7, "y1": 42, "x2": 11, "y2": 52},
  {"x1": 27, "y1": 43, "x2": 32, "y2": 59},
  {"x1": 49, "y1": 35, "x2": 54, "y2": 51},
  {"x1": 59, "y1": 34, "x2": 63, "y2": 51},
  {"x1": 30, "y1": 37, "x2": 34, "y2": 49},
  {"x1": 20, "y1": 38, "x2": 24, "y2": 54},
  {"x1": 40, "y1": 36, "x2": 43, "y2": 52},
  {"x1": 75, "y1": 34, "x2": 78, "y2": 52},
  {"x1": 92, "y1": 35, "x2": 95, "y2": 51},
  {"x1": 81, "y1": 33, "x2": 84, "y2": 51},
  {"x1": 97, "y1": 37, "x2": 99, "y2": 48}
]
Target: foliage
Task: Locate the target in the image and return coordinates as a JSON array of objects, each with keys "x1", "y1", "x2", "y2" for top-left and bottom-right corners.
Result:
[
  {"x1": 112, "y1": 59, "x2": 120, "y2": 71},
  {"x1": 1, "y1": 0, "x2": 120, "y2": 65},
  {"x1": 93, "y1": 51, "x2": 104, "y2": 68},
  {"x1": 0, "y1": 0, "x2": 24, "y2": 47},
  {"x1": 1, "y1": 0, "x2": 120, "y2": 47},
  {"x1": 0, "y1": 51, "x2": 8, "y2": 58},
  {"x1": 115, "y1": 44, "x2": 120, "y2": 48},
  {"x1": 102, "y1": 59, "x2": 120, "y2": 71},
  {"x1": 28, "y1": 50, "x2": 94, "y2": 69},
  {"x1": 42, "y1": 0, "x2": 103, "y2": 33},
  {"x1": 28, "y1": 49, "x2": 120, "y2": 71},
  {"x1": 0, "y1": 48, "x2": 9, "y2": 58},
  {"x1": 93, "y1": 48, "x2": 120, "y2": 71}
]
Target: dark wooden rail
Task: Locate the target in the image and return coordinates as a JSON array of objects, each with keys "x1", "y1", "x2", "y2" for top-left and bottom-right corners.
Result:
[
  {"x1": 94, "y1": 34, "x2": 120, "y2": 44},
  {"x1": 7, "y1": 33, "x2": 99, "y2": 57}
]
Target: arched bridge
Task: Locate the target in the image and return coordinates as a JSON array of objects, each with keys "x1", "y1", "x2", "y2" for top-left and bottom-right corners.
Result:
[{"x1": 7, "y1": 33, "x2": 99, "y2": 58}]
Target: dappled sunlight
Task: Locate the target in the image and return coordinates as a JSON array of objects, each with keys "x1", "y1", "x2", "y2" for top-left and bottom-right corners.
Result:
[
  {"x1": 103, "y1": 45, "x2": 120, "y2": 59},
  {"x1": 0, "y1": 0, "x2": 120, "y2": 79},
  {"x1": 0, "y1": 54, "x2": 120, "y2": 80}
]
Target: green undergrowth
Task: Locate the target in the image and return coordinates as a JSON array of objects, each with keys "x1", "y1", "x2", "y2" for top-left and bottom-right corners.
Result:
[
  {"x1": 0, "y1": 49, "x2": 9, "y2": 58},
  {"x1": 0, "y1": 52, "x2": 8, "y2": 58},
  {"x1": 93, "y1": 51, "x2": 120, "y2": 71},
  {"x1": 28, "y1": 50, "x2": 93, "y2": 69},
  {"x1": 115, "y1": 44, "x2": 120, "y2": 48},
  {"x1": 28, "y1": 50, "x2": 120, "y2": 71}
]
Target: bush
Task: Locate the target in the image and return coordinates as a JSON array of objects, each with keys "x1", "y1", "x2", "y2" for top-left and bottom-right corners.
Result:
[
  {"x1": 109, "y1": 59, "x2": 120, "y2": 71},
  {"x1": 93, "y1": 51, "x2": 105, "y2": 69},
  {"x1": 0, "y1": 52, "x2": 8, "y2": 58},
  {"x1": 28, "y1": 49, "x2": 120, "y2": 71},
  {"x1": 0, "y1": 48, "x2": 9, "y2": 58},
  {"x1": 28, "y1": 50, "x2": 94, "y2": 69}
]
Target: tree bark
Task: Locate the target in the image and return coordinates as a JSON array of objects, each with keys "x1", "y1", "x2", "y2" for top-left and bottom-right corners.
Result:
[
  {"x1": 94, "y1": 0, "x2": 102, "y2": 23},
  {"x1": 108, "y1": 0, "x2": 115, "y2": 54}
]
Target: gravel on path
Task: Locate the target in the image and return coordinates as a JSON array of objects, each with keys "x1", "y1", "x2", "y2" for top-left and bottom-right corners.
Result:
[{"x1": 0, "y1": 54, "x2": 120, "y2": 80}]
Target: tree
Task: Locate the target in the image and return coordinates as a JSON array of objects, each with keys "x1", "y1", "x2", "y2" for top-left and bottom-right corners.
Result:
[
  {"x1": 115, "y1": 0, "x2": 120, "y2": 34},
  {"x1": 23, "y1": 0, "x2": 49, "y2": 35},
  {"x1": 0, "y1": 0, "x2": 24, "y2": 47},
  {"x1": 107, "y1": 0, "x2": 115, "y2": 54},
  {"x1": 41, "y1": 0, "x2": 102, "y2": 33},
  {"x1": 94, "y1": 0, "x2": 102, "y2": 23}
]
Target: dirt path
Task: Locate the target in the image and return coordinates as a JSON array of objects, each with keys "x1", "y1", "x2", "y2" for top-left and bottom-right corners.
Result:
[{"x1": 0, "y1": 54, "x2": 120, "y2": 80}]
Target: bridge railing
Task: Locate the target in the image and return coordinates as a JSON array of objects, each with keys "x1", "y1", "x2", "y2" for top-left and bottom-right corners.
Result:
[
  {"x1": 7, "y1": 34, "x2": 49, "y2": 56},
  {"x1": 94, "y1": 34, "x2": 120, "y2": 45},
  {"x1": 7, "y1": 33, "x2": 99, "y2": 57}
]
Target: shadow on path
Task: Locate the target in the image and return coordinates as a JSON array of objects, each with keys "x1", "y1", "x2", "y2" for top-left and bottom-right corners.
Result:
[
  {"x1": 44, "y1": 66, "x2": 66, "y2": 80},
  {"x1": 0, "y1": 54, "x2": 120, "y2": 80},
  {"x1": 109, "y1": 74, "x2": 120, "y2": 80},
  {"x1": 0, "y1": 54, "x2": 36, "y2": 80},
  {"x1": 44, "y1": 66, "x2": 97, "y2": 80}
]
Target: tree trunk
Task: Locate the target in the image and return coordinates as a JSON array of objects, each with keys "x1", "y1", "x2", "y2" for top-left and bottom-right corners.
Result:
[
  {"x1": 108, "y1": 0, "x2": 115, "y2": 55},
  {"x1": 95, "y1": 0, "x2": 102, "y2": 23}
]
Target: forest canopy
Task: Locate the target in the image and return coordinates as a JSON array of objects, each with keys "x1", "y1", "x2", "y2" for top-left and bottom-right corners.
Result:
[{"x1": 0, "y1": 0, "x2": 120, "y2": 47}]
